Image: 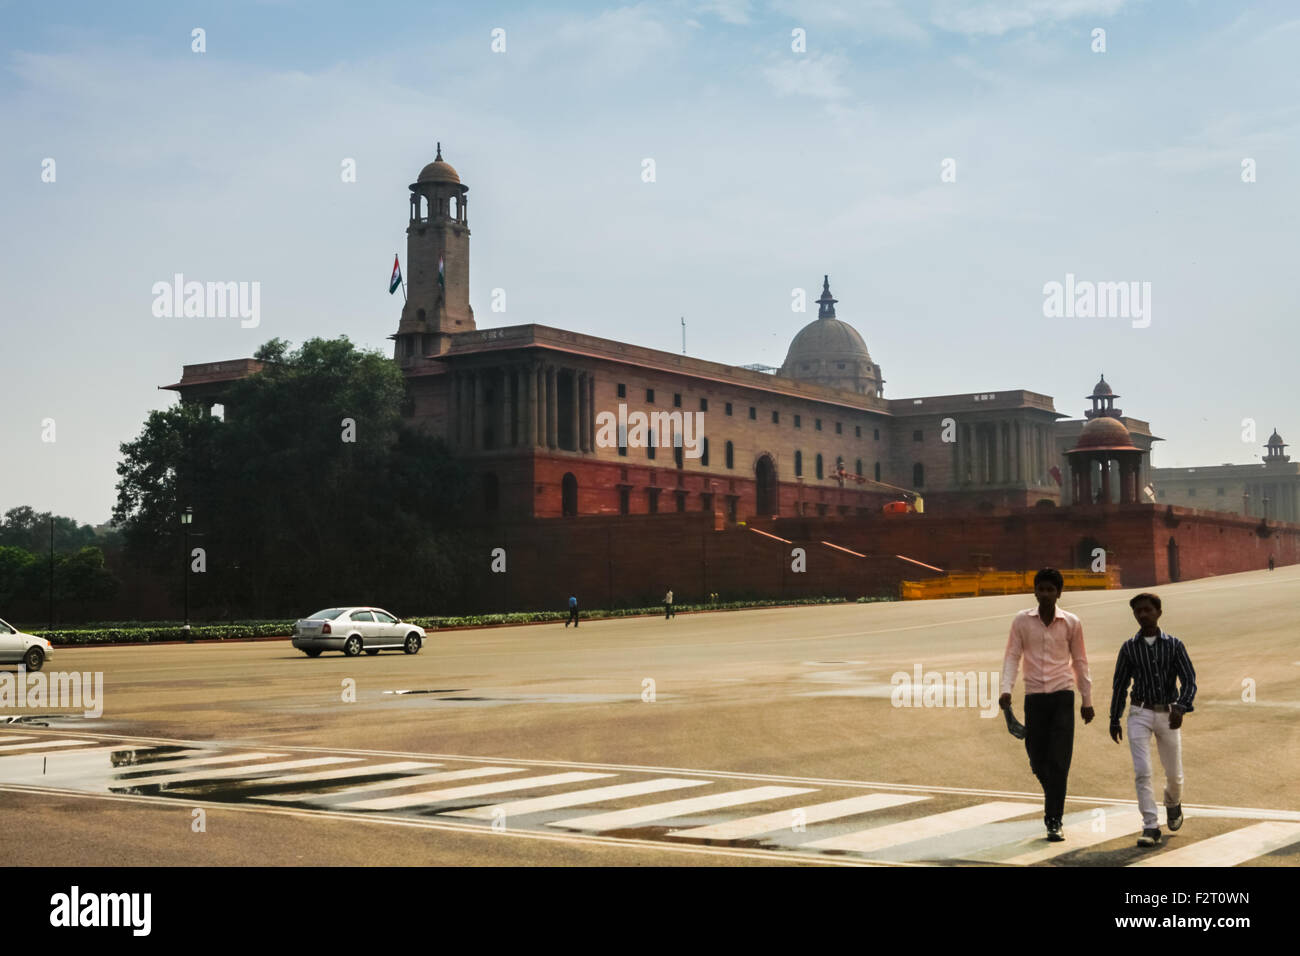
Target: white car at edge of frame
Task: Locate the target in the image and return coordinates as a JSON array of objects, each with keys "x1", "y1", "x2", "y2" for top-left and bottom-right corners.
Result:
[
  {"x1": 291, "y1": 607, "x2": 426, "y2": 658},
  {"x1": 0, "y1": 617, "x2": 54, "y2": 672}
]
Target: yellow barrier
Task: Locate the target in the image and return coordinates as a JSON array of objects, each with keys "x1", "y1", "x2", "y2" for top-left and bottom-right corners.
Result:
[{"x1": 901, "y1": 568, "x2": 1119, "y2": 600}]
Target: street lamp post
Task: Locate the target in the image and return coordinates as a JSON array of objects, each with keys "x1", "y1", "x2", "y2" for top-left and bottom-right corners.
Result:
[{"x1": 181, "y1": 506, "x2": 193, "y2": 639}]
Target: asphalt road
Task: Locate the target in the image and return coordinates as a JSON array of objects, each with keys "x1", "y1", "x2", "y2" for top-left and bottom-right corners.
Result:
[{"x1": 2, "y1": 566, "x2": 1297, "y2": 866}]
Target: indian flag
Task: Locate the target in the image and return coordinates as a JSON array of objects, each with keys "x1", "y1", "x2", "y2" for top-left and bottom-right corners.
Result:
[
  {"x1": 388, "y1": 255, "x2": 402, "y2": 295},
  {"x1": 437, "y1": 254, "x2": 445, "y2": 290}
]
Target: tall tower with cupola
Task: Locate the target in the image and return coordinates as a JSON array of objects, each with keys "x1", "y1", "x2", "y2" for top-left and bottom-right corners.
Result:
[{"x1": 392, "y1": 144, "x2": 475, "y2": 366}]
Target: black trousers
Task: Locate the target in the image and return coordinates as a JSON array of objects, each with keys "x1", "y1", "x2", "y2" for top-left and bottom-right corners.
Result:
[
  {"x1": 665, "y1": 603, "x2": 674, "y2": 619},
  {"x1": 1023, "y1": 690, "x2": 1074, "y2": 822},
  {"x1": 567, "y1": 607, "x2": 578, "y2": 627}
]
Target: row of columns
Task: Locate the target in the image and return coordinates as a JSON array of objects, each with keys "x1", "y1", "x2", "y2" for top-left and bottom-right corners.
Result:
[
  {"x1": 1069, "y1": 454, "x2": 1143, "y2": 505},
  {"x1": 953, "y1": 419, "x2": 1061, "y2": 487},
  {"x1": 451, "y1": 363, "x2": 596, "y2": 453}
]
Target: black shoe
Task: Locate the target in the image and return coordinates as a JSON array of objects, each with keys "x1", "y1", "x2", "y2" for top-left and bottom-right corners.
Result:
[
  {"x1": 1167, "y1": 805, "x2": 1183, "y2": 831},
  {"x1": 1046, "y1": 820, "x2": 1064, "y2": 842},
  {"x1": 1137, "y1": 828, "x2": 1161, "y2": 847}
]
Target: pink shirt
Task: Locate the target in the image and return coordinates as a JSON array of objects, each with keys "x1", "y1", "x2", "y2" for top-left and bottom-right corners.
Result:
[{"x1": 1001, "y1": 606, "x2": 1092, "y2": 707}]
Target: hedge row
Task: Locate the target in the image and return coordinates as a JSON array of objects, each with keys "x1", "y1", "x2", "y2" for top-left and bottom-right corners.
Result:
[{"x1": 31, "y1": 595, "x2": 894, "y2": 645}]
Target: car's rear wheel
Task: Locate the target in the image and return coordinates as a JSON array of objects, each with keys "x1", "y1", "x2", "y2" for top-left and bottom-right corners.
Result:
[
  {"x1": 303, "y1": 649, "x2": 322, "y2": 658},
  {"x1": 365, "y1": 649, "x2": 380, "y2": 656},
  {"x1": 404, "y1": 633, "x2": 421, "y2": 655},
  {"x1": 343, "y1": 635, "x2": 363, "y2": 657},
  {"x1": 23, "y1": 647, "x2": 45, "y2": 671}
]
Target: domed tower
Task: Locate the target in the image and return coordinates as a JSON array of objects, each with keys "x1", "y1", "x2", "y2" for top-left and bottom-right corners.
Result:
[
  {"x1": 392, "y1": 143, "x2": 475, "y2": 366},
  {"x1": 778, "y1": 276, "x2": 883, "y2": 396},
  {"x1": 1264, "y1": 429, "x2": 1291, "y2": 466},
  {"x1": 1084, "y1": 374, "x2": 1122, "y2": 420}
]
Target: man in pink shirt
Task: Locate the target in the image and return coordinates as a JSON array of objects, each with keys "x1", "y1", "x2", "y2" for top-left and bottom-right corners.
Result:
[{"x1": 999, "y1": 567, "x2": 1095, "y2": 841}]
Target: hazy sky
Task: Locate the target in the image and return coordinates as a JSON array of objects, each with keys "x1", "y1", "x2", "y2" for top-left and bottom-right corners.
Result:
[{"x1": 2, "y1": 0, "x2": 1297, "y2": 525}]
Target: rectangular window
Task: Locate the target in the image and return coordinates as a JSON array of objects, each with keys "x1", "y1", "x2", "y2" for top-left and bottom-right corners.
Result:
[
  {"x1": 617, "y1": 383, "x2": 626, "y2": 398},
  {"x1": 619, "y1": 488, "x2": 630, "y2": 514},
  {"x1": 874, "y1": 428, "x2": 880, "y2": 440},
  {"x1": 725, "y1": 402, "x2": 733, "y2": 416},
  {"x1": 646, "y1": 388, "x2": 655, "y2": 403},
  {"x1": 835, "y1": 422, "x2": 842, "y2": 434},
  {"x1": 795, "y1": 415, "x2": 802, "y2": 428},
  {"x1": 749, "y1": 406, "x2": 757, "y2": 420},
  {"x1": 647, "y1": 432, "x2": 656, "y2": 460},
  {"x1": 648, "y1": 488, "x2": 659, "y2": 514},
  {"x1": 700, "y1": 398, "x2": 708, "y2": 412},
  {"x1": 676, "y1": 491, "x2": 687, "y2": 513},
  {"x1": 674, "y1": 393, "x2": 682, "y2": 408},
  {"x1": 913, "y1": 430, "x2": 923, "y2": 442},
  {"x1": 772, "y1": 410, "x2": 779, "y2": 424},
  {"x1": 815, "y1": 419, "x2": 822, "y2": 431},
  {"x1": 855, "y1": 425, "x2": 861, "y2": 438}
]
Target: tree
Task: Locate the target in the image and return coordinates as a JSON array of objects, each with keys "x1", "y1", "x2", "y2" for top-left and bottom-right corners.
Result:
[
  {"x1": 113, "y1": 337, "x2": 469, "y2": 617},
  {"x1": 0, "y1": 507, "x2": 98, "y2": 553}
]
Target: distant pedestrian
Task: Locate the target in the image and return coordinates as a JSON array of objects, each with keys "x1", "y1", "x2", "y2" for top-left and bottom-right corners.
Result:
[
  {"x1": 664, "y1": 588, "x2": 674, "y2": 619},
  {"x1": 566, "y1": 595, "x2": 579, "y2": 628},
  {"x1": 1110, "y1": 592, "x2": 1196, "y2": 848},
  {"x1": 1268, "y1": 557, "x2": 1275, "y2": 571},
  {"x1": 1000, "y1": 567, "x2": 1094, "y2": 843}
]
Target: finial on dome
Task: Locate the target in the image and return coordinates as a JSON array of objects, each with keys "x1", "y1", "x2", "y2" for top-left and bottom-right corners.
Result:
[
  {"x1": 817, "y1": 274, "x2": 838, "y2": 319},
  {"x1": 435, "y1": 142, "x2": 442, "y2": 160}
]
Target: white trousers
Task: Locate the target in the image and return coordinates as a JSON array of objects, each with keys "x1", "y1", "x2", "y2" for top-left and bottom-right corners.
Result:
[{"x1": 1127, "y1": 706, "x2": 1184, "y2": 829}]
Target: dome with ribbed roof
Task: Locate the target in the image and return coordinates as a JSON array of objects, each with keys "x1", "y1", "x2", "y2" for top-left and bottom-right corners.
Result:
[
  {"x1": 1089, "y1": 374, "x2": 1114, "y2": 398},
  {"x1": 777, "y1": 276, "x2": 881, "y2": 396}
]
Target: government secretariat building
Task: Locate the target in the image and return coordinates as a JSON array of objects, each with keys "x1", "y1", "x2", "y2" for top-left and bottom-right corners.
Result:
[{"x1": 168, "y1": 148, "x2": 1173, "y2": 524}]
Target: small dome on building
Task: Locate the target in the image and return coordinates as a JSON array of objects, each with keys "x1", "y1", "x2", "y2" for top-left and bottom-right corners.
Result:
[
  {"x1": 1071, "y1": 416, "x2": 1138, "y2": 452},
  {"x1": 777, "y1": 276, "x2": 881, "y2": 395},
  {"x1": 1267, "y1": 429, "x2": 1285, "y2": 447},
  {"x1": 1089, "y1": 374, "x2": 1115, "y2": 398},
  {"x1": 417, "y1": 143, "x2": 461, "y2": 184}
]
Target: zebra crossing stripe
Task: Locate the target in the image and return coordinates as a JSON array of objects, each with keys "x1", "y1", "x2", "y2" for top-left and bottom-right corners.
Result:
[
  {"x1": 229, "y1": 761, "x2": 440, "y2": 788},
  {"x1": 260, "y1": 766, "x2": 528, "y2": 803},
  {"x1": 0, "y1": 748, "x2": 207, "y2": 780},
  {"x1": 666, "y1": 792, "x2": 929, "y2": 841},
  {"x1": 0, "y1": 739, "x2": 96, "y2": 752},
  {"x1": 1129, "y1": 821, "x2": 1300, "y2": 867},
  {"x1": 112, "y1": 752, "x2": 288, "y2": 778},
  {"x1": 971, "y1": 808, "x2": 1146, "y2": 865},
  {"x1": 547, "y1": 786, "x2": 816, "y2": 832},
  {"x1": 0, "y1": 736, "x2": 35, "y2": 744},
  {"x1": 342, "y1": 772, "x2": 615, "y2": 811},
  {"x1": 108, "y1": 757, "x2": 358, "y2": 789},
  {"x1": 443, "y1": 777, "x2": 710, "y2": 820},
  {"x1": 803, "y1": 801, "x2": 1039, "y2": 853}
]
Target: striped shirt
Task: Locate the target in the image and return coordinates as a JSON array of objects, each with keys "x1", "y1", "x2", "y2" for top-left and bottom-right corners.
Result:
[{"x1": 1108, "y1": 630, "x2": 1197, "y2": 722}]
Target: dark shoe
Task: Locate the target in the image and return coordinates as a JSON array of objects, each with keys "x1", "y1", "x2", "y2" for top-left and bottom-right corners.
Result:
[
  {"x1": 1137, "y1": 828, "x2": 1161, "y2": 847},
  {"x1": 1167, "y1": 805, "x2": 1183, "y2": 831},
  {"x1": 1046, "y1": 819, "x2": 1064, "y2": 842}
]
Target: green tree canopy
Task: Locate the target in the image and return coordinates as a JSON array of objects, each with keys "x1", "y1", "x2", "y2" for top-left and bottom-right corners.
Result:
[{"x1": 113, "y1": 337, "x2": 468, "y2": 617}]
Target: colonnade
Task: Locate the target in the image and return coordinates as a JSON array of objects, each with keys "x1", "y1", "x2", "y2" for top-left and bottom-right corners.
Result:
[{"x1": 450, "y1": 362, "x2": 597, "y2": 453}]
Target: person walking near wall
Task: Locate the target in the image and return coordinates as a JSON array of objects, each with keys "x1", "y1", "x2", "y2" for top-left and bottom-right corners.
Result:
[
  {"x1": 1109, "y1": 592, "x2": 1196, "y2": 848},
  {"x1": 565, "y1": 594, "x2": 579, "y2": 628},
  {"x1": 999, "y1": 567, "x2": 1095, "y2": 842},
  {"x1": 664, "y1": 588, "x2": 674, "y2": 620}
]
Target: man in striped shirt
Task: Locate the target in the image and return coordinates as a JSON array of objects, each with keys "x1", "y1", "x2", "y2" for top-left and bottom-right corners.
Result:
[
  {"x1": 1109, "y1": 592, "x2": 1197, "y2": 847},
  {"x1": 999, "y1": 567, "x2": 1094, "y2": 842}
]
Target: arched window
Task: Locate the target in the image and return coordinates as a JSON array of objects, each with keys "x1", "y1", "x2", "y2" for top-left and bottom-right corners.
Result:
[
  {"x1": 912, "y1": 463, "x2": 925, "y2": 488},
  {"x1": 794, "y1": 450, "x2": 803, "y2": 477},
  {"x1": 815, "y1": 454, "x2": 823, "y2": 479},
  {"x1": 725, "y1": 441, "x2": 734, "y2": 469}
]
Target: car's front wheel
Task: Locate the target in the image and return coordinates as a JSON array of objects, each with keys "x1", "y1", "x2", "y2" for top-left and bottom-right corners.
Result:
[
  {"x1": 343, "y1": 635, "x2": 363, "y2": 657},
  {"x1": 24, "y1": 647, "x2": 45, "y2": 671},
  {"x1": 404, "y1": 633, "x2": 422, "y2": 655}
]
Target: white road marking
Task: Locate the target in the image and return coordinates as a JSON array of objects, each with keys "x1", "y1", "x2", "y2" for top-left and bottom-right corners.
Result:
[
  {"x1": 972, "y1": 808, "x2": 1147, "y2": 865},
  {"x1": 666, "y1": 792, "x2": 929, "y2": 841},
  {"x1": 232, "y1": 761, "x2": 440, "y2": 788},
  {"x1": 547, "y1": 786, "x2": 815, "y2": 832},
  {"x1": 342, "y1": 772, "x2": 615, "y2": 811},
  {"x1": 108, "y1": 757, "x2": 358, "y2": 788},
  {"x1": 1129, "y1": 821, "x2": 1300, "y2": 867},
  {"x1": 0, "y1": 739, "x2": 96, "y2": 752},
  {"x1": 0, "y1": 748, "x2": 207, "y2": 780},
  {"x1": 443, "y1": 777, "x2": 709, "y2": 820},
  {"x1": 804, "y1": 801, "x2": 1039, "y2": 853},
  {"x1": 262, "y1": 766, "x2": 527, "y2": 803},
  {"x1": 111, "y1": 752, "x2": 287, "y2": 776}
]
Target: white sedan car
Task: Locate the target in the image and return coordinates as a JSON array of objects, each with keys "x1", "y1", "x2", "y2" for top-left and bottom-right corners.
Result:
[
  {"x1": 291, "y1": 607, "x2": 426, "y2": 658},
  {"x1": 0, "y1": 617, "x2": 54, "y2": 672}
]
